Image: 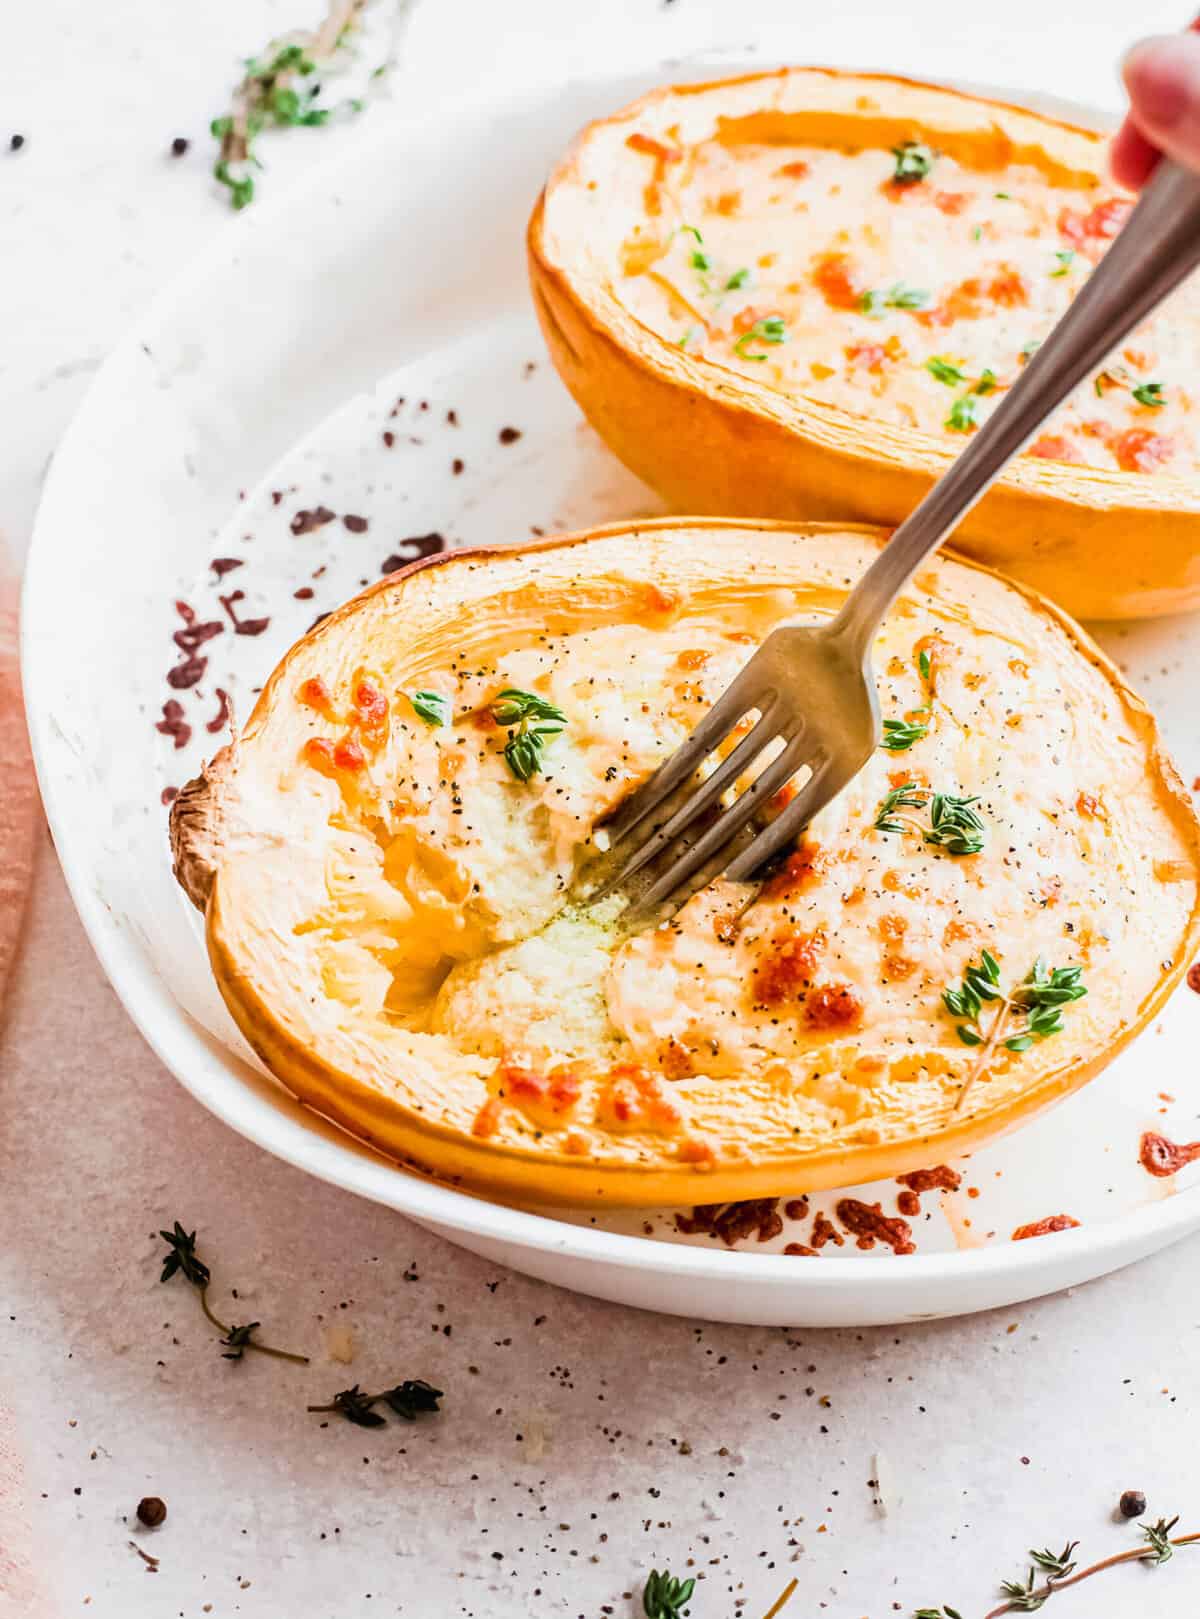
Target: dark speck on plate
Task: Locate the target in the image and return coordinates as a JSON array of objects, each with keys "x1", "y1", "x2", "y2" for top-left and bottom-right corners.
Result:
[
  {"x1": 343, "y1": 514, "x2": 369, "y2": 534},
  {"x1": 499, "y1": 426, "x2": 522, "y2": 445},
  {"x1": 290, "y1": 506, "x2": 336, "y2": 536},
  {"x1": 381, "y1": 533, "x2": 446, "y2": 573}
]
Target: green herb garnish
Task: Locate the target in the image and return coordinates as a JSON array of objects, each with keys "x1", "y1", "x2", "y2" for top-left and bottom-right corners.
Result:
[
  {"x1": 873, "y1": 783, "x2": 986, "y2": 856},
  {"x1": 1020, "y1": 339, "x2": 1042, "y2": 363},
  {"x1": 1133, "y1": 381, "x2": 1167, "y2": 409},
  {"x1": 1050, "y1": 249, "x2": 1076, "y2": 277},
  {"x1": 926, "y1": 356, "x2": 966, "y2": 387},
  {"x1": 734, "y1": 316, "x2": 787, "y2": 360},
  {"x1": 946, "y1": 394, "x2": 979, "y2": 432},
  {"x1": 945, "y1": 954, "x2": 1087, "y2": 1111},
  {"x1": 643, "y1": 1569, "x2": 695, "y2": 1619},
  {"x1": 725, "y1": 267, "x2": 751, "y2": 289},
  {"x1": 891, "y1": 140, "x2": 934, "y2": 185},
  {"x1": 210, "y1": 3, "x2": 395, "y2": 210},
  {"x1": 491, "y1": 688, "x2": 567, "y2": 781},
  {"x1": 880, "y1": 716, "x2": 930, "y2": 751},
  {"x1": 410, "y1": 690, "x2": 451, "y2": 727},
  {"x1": 1144, "y1": 1516, "x2": 1182, "y2": 1565},
  {"x1": 861, "y1": 282, "x2": 930, "y2": 317},
  {"x1": 974, "y1": 367, "x2": 997, "y2": 395},
  {"x1": 971, "y1": 224, "x2": 983, "y2": 242},
  {"x1": 308, "y1": 1378, "x2": 443, "y2": 1428},
  {"x1": 917, "y1": 1517, "x2": 1200, "y2": 1618},
  {"x1": 158, "y1": 1221, "x2": 308, "y2": 1366}
]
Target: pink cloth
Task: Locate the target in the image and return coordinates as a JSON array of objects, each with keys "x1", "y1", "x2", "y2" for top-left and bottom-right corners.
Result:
[
  {"x1": 0, "y1": 549, "x2": 47, "y2": 1614},
  {"x1": 0, "y1": 556, "x2": 36, "y2": 1002}
]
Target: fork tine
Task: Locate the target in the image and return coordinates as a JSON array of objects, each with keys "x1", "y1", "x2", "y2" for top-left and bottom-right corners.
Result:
[
  {"x1": 723, "y1": 756, "x2": 841, "y2": 883},
  {"x1": 630, "y1": 732, "x2": 814, "y2": 917},
  {"x1": 603, "y1": 666, "x2": 778, "y2": 846},
  {"x1": 596, "y1": 708, "x2": 791, "y2": 896}
]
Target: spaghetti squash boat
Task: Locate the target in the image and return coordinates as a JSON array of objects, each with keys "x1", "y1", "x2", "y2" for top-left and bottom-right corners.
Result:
[
  {"x1": 170, "y1": 521, "x2": 1200, "y2": 1207},
  {"x1": 529, "y1": 68, "x2": 1200, "y2": 621}
]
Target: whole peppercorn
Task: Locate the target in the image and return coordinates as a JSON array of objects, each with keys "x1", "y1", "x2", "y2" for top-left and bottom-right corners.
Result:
[
  {"x1": 1119, "y1": 1489, "x2": 1147, "y2": 1519},
  {"x1": 170, "y1": 137, "x2": 189, "y2": 157},
  {"x1": 9, "y1": 134, "x2": 25, "y2": 152},
  {"x1": 136, "y1": 1496, "x2": 167, "y2": 1528}
]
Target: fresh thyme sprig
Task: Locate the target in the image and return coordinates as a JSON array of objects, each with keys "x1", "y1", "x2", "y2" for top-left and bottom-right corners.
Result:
[
  {"x1": 308, "y1": 1379, "x2": 443, "y2": 1427},
  {"x1": 973, "y1": 1520, "x2": 1196, "y2": 1617},
  {"x1": 210, "y1": 0, "x2": 408, "y2": 210},
  {"x1": 891, "y1": 140, "x2": 935, "y2": 185},
  {"x1": 734, "y1": 316, "x2": 788, "y2": 360},
  {"x1": 158, "y1": 1222, "x2": 309, "y2": 1365},
  {"x1": 643, "y1": 1570, "x2": 695, "y2": 1619},
  {"x1": 914, "y1": 1608, "x2": 962, "y2": 1619},
  {"x1": 490, "y1": 688, "x2": 567, "y2": 781},
  {"x1": 944, "y1": 954, "x2": 1087, "y2": 1111},
  {"x1": 873, "y1": 783, "x2": 986, "y2": 856}
]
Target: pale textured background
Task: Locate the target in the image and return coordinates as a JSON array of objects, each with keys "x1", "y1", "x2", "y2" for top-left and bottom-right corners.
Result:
[{"x1": 4, "y1": 3, "x2": 1200, "y2": 1617}]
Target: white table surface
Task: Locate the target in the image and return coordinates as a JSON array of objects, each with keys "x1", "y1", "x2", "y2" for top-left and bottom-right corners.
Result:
[{"x1": 5, "y1": 4, "x2": 1200, "y2": 1616}]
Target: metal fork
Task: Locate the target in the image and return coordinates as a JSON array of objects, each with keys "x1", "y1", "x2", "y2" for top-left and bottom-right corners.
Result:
[{"x1": 589, "y1": 157, "x2": 1200, "y2": 922}]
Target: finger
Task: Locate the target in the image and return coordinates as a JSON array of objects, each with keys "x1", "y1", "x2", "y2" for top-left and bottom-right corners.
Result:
[
  {"x1": 1121, "y1": 33, "x2": 1200, "y2": 173},
  {"x1": 1110, "y1": 116, "x2": 1161, "y2": 189}
]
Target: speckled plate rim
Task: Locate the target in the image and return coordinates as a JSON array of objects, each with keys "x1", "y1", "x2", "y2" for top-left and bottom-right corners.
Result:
[{"x1": 23, "y1": 56, "x2": 1200, "y2": 1316}]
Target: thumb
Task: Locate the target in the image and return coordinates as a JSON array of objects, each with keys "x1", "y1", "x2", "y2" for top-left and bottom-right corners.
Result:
[{"x1": 1123, "y1": 32, "x2": 1200, "y2": 173}]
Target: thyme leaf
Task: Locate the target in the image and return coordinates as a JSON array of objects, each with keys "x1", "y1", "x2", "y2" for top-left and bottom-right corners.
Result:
[
  {"x1": 410, "y1": 690, "x2": 451, "y2": 727},
  {"x1": 734, "y1": 316, "x2": 788, "y2": 360},
  {"x1": 946, "y1": 394, "x2": 979, "y2": 432},
  {"x1": 861, "y1": 282, "x2": 930, "y2": 317},
  {"x1": 1132, "y1": 381, "x2": 1167, "y2": 409},
  {"x1": 1144, "y1": 1516, "x2": 1180, "y2": 1565},
  {"x1": 926, "y1": 356, "x2": 966, "y2": 387},
  {"x1": 891, "y1": 140, "x2": 934, "y2": 185},
  {"x1": 643, "y1": 1569, "x2": 695, "y2": 1618},
  {"x1": 1050, "y1": 249, "x2": 1076, "y2": 278}
]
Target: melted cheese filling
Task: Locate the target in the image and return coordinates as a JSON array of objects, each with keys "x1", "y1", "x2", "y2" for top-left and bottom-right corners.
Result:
[{"x1": 615, "y1": 141, "x2": 1197, "y2": 474}]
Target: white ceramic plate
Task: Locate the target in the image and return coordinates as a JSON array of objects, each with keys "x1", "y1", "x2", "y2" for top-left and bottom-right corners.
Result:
[{"x1": 24, "y1": 65, "x2": 1200, "y2": 1326}]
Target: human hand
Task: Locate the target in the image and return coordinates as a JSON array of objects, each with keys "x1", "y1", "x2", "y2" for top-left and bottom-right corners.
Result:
[{"x1": 1112, "y1": 26, "x2": 1200, "y2": 188}]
